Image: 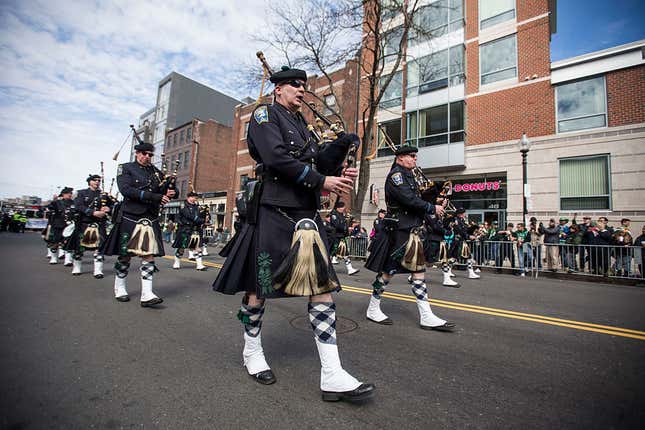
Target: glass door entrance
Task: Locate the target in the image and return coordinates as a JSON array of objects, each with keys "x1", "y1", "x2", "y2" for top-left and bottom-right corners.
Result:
[{"x1": 466, "y1": 210, "x2": 504, "y2": 226}]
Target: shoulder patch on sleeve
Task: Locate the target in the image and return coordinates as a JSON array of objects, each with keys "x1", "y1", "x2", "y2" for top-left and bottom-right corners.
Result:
[
  {"x1": 331, "y1": 214, "x2": 337, "y2": 220},
  {"x1": 391, "y1": 172, "x2": 403, "y2": 186},
  {"x1": 254, "y1": 106, "x2": 269, "y2": 125},
  {"x1": 117, "y1": 164, "x2": 124, "y2": 176}
]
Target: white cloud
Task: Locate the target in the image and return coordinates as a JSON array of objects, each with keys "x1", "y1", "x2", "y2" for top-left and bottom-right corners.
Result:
[{"x1": 0, "y1": 0, "x2": 271, "y2": 199}]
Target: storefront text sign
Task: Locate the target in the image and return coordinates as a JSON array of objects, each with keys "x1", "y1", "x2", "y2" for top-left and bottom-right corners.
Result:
[{"x1": 453, "y1": 181, "x2": 501, "y2": 193}]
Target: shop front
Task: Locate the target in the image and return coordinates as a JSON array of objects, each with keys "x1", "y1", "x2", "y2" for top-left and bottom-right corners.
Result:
[{"x1": 448, "y1": 175, "x2": 507, "y2": 226}]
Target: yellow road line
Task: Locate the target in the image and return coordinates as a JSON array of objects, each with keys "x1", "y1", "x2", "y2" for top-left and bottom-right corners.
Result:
[{"x1": 165, "y1": 256, "x2": 645, "y2": 341}]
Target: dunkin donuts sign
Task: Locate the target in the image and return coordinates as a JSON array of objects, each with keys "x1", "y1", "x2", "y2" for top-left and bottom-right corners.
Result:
[{"x1": 453, "y1": 180, "x2": 501, "y2": 193}]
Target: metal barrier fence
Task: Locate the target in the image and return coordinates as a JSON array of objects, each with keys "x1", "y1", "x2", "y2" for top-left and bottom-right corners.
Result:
[
  {"x1": 468, "y1": 240, "x2": 643, "y2": 280},
  {"x1": 346, "y1": 237, "x2": 369, "y2": 259}
]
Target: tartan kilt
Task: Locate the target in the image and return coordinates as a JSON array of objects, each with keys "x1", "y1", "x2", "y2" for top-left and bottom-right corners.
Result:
[
  {"x1": 213, "y1": 204, "x2": 340, "y2": 299},
  {"x1": 100, "y1": 213, "x2": 164, "y2": 257},
  {"x1": 365, "y1": 228, "x2": 425, "y2": 275}
]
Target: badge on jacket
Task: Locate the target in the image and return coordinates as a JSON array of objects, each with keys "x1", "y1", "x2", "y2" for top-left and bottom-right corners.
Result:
[
  {"x1": 117, "y1": 164, "x2": 124, "y2": 176},
  {"x1": 254, "y1": 106, "x2": 268, "y2": 124},
  {"x1": 391, "y1": 172, "x2": 403, "y2": 186}
]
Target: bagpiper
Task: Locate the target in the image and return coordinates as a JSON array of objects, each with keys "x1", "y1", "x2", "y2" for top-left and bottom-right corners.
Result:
[
  {"x1": 100, "y1": 140, "x2": 176, "y2": 306},
  {"x1": 439, "y1": 208, "x2": 480, "y2": 287},
  {"x1": 329, "y1": 201, "x2": 359, "y2": 275},
  {"x1": 364, "y1": 145, "x2": 455, "y2": 331},
  {"x1": 213, "y1": 66, "x2": 374, "y2": 402},
  {"x1": 64, "y1": 174, "x2": 113, "y2": 277},
  {"x1": 172, "y1": 191, "x2": 207, "y2": 271},
  {"x1": 45, "y1": 187, "x2": 75, "y2": 265}
]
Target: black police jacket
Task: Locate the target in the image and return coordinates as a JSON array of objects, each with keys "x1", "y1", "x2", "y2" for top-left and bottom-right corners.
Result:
[
  {"x1": 47, "y1": 198, "x2": 74, "y2": 228},
  {"x1": 75, "y1": 188, "x2": 111, "y2": 224},
  {"x1": 117, "y1": 161, "x2": 172, "y2": 217},
  {"x1": 330, "y1": 209, "x2": 348, "y2": 238},
  {"x1": 424, "y1": 214, "x2": 445, "y2": 242},
  {"x1": 385, "y1": 163, "x2": 435, "y2": 230},
  {"x1": 247, "y1": 103, "x2": 354, "y2": 210},
  {"x1": 177, "y1": 201, "x2": 205, "y2": 232}
]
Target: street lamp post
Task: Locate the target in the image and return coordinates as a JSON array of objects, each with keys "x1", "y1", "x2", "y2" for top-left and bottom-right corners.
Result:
[{"x1": 518, "y1": 133, "x2": 531, "y2": 225}]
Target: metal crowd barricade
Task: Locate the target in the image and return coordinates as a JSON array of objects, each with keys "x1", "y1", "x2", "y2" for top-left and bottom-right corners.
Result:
[
  {"x1": 346, "y1": 237, "x2": 369, "y2": 259},
  {"x1": 465, "y1": 240, "x2": 643, "y2": 280}
]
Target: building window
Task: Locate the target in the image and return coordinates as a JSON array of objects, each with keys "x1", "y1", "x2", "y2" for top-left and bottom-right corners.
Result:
[
  {"x1": 323, "y1": 94, "x2": 337, "y2": 116},
  {"x1": 407, "y1": 44, "x2": 464, "y2": 96},
  {"x1": 381, "y1": 0, "x2": 401, "y2": 21},
  {"x1": 167, "y1": 135, "x2": 172, "y2": 146},
  {"x1": 559, "y1": 155, "x2": 610, "y2": 210},
  {"x1": 556, "y1": 76, "x2": 607, "y2": 133},
  {"x1": 187, "y1": 127, "x2": 192, "y2": 141},
  {"x1": 376, "y1": 119, "x2": 402, "y2": 157},
  {"x1": 180, "y1": 130, "x2": 185, "y2": 144},
  {"x1": 379, "y1": 70, "x2": 403, "y2": 109},
  {"x1": 479, "y1": 0, "x2": 515, "y2": 29},
  {"x1": 177, "y1": 152, "x2": 183, "y2": 169},
  {"x1": 243, "y1": 122, "x2": 249, "y2": 140},
  {"x1": 240, "y1": 174, "x2": 249, "y2": 191},
  {"x1": 409, "y1": 0, "x2": 463, "y2": 45},
  {"x1": 184, "y1": 151, "x2": 190, "y2": 169},
  {"x1": 173, "y1": 133, "x2": 177, "y2": 147},
  {"x1": 480, "y1": 34, "x2": 517, "y2": 85},
  {"x1": 383, "y1": 26, "x2": 403, "y2": 59},
  {"x1": 406, "y1": 101, "x2": 464, "y2": 148}
]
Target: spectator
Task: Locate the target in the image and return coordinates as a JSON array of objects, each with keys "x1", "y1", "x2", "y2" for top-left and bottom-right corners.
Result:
[
  {"x1": 635, "y1": 226, "x2": 645, "y2": 278},
  {"x1": 527, "y1": 217, "x2": 543, "y2": 270},
  {"x1": 574, "y1": 215, "x2": 592, "y2": 272},
  {"x1": 540, "y1": 218, "x2": 561, "y2": 272},
  {"x1": 612, "y1": 218, "x2": 633, "y2": 277},
  {"x1": 496, "y1": 223, "x2": 516, "y2": 273},
  {"x1": 358, "y1": 227, "x2": 368, "y2": 239},
  {"x1": 558, "y1": 217, "x2": 570, "y2": 269},
  {"x1": 585, "y1": 219, "x2": 612, "y2": 276},
  {"x1": 513, "y1": 223, "x2": 529, "y2": 276},
  {"x1": 565, "y1": 223, "x2": 583, "y2": 273}
]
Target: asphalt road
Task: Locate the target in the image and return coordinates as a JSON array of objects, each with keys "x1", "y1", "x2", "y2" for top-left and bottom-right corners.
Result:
[{"x1": 1, "y1": 232, "x2": 644, "y2": 430}]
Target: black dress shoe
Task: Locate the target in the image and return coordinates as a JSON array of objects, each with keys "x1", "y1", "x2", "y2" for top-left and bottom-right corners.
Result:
[
  {"x1": 250, "y1": 370, "x2": 276, "y2": 385},
  {"x1": 442, "y1": 283, "x2": 460, "y2": 288},
  {"x1": 366, "y1": 316, "x2": 393, "y2": 325},
  {"x1": 64, "y1": 263, "x2": 73, "y2": 267},
  {"x1": 94, "y1": 274, "x2": 104, "y2": 279},
  {"x1": 72, "y1": 273, "x2": 81, "y2": 276},
  {"x1": 195, "y1": 267, "x2": 207, "y2": 271},
  {"x1": 140, "y1": 297, "x2": 163, "y2": 307},
  {"x1": 322, "y1": 383, "x2": 375, "y2": 402},
  {"x1": 115, "y1": 295, "x2": 130, "y2": 302},
  {"x1": 421, "y1": 322, "x2": 456, "y2": 332}
]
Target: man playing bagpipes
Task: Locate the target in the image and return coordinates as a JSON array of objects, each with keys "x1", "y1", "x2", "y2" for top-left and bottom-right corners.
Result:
[
  {"x1": 329, "y1": 200, "x2": 359, "y2": 275},
  {"x1": 64, "y1": 174, "x2": 113, "y2": 278},
  {"x1": 438, "y1": 208, "x2": 480, "y2": 287},
  {"x1": 212, "y1": 65, "x2": 374, "y2": 402},
  {"x1": 172, "y1": 191, "x2": 207, "y2": 271},
  {"x1": 45, "y1": 187, "x2": 75, "y2": 265},
  {"x1": 364, "y1": 145, "x2": 454, "y2": 331},
  {"x1": 100, "y1": 139, "x2": 177, "y2": 306}
]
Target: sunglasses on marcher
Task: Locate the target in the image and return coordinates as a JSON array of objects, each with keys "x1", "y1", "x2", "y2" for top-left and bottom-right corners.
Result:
[
  {"x1": 283, "y1": 80, "x2": 305, "y2": 89},
  {"x1": 140, "y1": 152, "x2": 154, "y2": 157}
]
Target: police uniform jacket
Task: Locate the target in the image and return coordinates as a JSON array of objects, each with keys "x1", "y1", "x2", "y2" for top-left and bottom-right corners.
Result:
[
  {"x1": 248, "y1": 103, "x2": 354, "y2": 210},
  {"x1": 75, "y1": 188, "x2": 110, "y2": 224},
  {"x1": 385, "y1": 163, "x2": 435, "y2": 230},
  {"x1": 177, "y1": 201, "x2": 205, "y2": 233},
  {"x1": 330, "y1": 209, "x2": 348, "y2": 239},
  {"x1": 453, "y1": 216, "x2": 470, "y2": 241},
  {"x1": 424, "y1": 214, "x2": 445, "y2": 242},
  {"x1": 117, "y1": 162, "x2": 170, "y2": 217},
  {"x1": 47, "y1": 199, "x2": 74, "y2": 228}
]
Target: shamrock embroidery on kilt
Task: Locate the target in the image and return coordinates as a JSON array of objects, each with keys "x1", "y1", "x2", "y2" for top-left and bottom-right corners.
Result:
[{"x1": 257, "y1": 252, "x2": 274, "y2": 295}]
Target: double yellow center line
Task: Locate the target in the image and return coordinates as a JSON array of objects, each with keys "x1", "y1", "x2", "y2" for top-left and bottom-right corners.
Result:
[{"x1": 166, "y1": 256, "x2": 645, "y2": 341}]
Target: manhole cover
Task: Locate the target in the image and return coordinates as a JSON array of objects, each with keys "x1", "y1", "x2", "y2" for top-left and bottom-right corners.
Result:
[{"x1": 289, "y1": 316, "x2": 359, "y2": 334}]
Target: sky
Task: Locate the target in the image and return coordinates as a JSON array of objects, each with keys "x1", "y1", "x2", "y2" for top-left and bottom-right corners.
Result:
[{"x1": 0, "y1": 0, "x2": 644, "y2": 201}]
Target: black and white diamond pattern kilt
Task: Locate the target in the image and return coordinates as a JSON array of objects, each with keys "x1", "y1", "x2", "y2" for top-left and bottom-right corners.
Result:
[
  {"x1": 115, "y1": 259, "x2": 130, "y2": 279},
  {"x1": 140, "y1": 261, "x2": 155, "y2": 280},
  {"x1": 411, "y1": 280, "x2": 427, "y2": 300},
  {"x1": 308, "y1": 302, "x2": 337, "y2": 345},
  {"x1": 238, "y1": 303, "x2": 265, "y2": 337}
]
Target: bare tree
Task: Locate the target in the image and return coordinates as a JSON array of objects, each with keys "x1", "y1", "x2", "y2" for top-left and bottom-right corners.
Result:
[{"x1": 253, "y1": 0, "x2": 442, "y2": 218}]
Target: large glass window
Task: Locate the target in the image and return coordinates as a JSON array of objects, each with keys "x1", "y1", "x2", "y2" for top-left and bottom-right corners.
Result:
[
  {"x1": 480, "y1": 34, "x2": 517, "y2": 85},
  {"x1": 409, "y1": 0, "x2": 463, "y2": 45},
  {"x1": 559, "y1": 155, "x2": 610, "y2": 210},
  {"x1": 376, "y1": 119, "x2": 402, "y2": 157},
  {"x1": 405, "y1": 101, "x2": 464, "y2": 148},
  {"x1": 479, "y1": 0, "x2": 515, "y2": 29},
  {"x1": 383, "y1": 26, "x2": 403, "y2": 58},
  {"x1": 556, "y1": 76, "x2": 607, "y2": 133},
  {"x1": 379, "y1": 70, "x2": 403, "y2": 109},
  {"x1": 184, "y1": 151, "x2": 190, "y2": 169},
  {"x1": 408, "y1": 44, "x2": 464, "y2": 96},
  {"x1": 173, "y1": 133, "x2": 177, "y2": 147},
  {"x1": 381, "y1": 0, "x2": 401, "y2": 21},
  {"x1": 323, "y1": 94, "x2": 337, "y2": 116},
  {"x1": 180, "y1": 130, "x2": 185, "y2": 144},
  {"x1": 187, "y1": 127, "x2": 192, "y2": 141}
]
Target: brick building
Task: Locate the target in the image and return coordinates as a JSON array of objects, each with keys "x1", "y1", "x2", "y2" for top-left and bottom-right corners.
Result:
[
  {"x1": 364, "y1": 0, "x2": 645, "y2": 232},
  {"x1": 162, "y1": 119, "x2": 234, "y2": 229}
]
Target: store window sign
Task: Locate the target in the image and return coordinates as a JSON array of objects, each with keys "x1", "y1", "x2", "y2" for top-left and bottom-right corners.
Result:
[{"x1": 453, "y1": 181, "x2": 501, "y2": 193}]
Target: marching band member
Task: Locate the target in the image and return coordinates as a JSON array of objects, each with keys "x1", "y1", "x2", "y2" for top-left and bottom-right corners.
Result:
[
  {"x1": 100, "y1": 140, "x2": 176, "y2": 306},
  {"x1": 65, "y1": 174, "x2": 112, "y2": 277},
  {"x1": 329, "y1": 201, "x2": 359, "y2": 275},
  {"x1": 364, "y1": 145, "x2": 454, "y2": 331},
  {"x1": 45, "y1": 187, "x2": 75, "y2": 264},
  {"x1": 213, "y1": 66, "x2": 374, "y2": 402},
  {"x1": 172, "y1": 191, "x2": 207, "y2": 271}
]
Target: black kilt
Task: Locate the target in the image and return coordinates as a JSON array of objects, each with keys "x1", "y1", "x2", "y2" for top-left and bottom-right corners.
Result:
[
  {"x1": 172, "y1": 228, "x2": 202, "y2": 250},
  {"x1": 219, "y1": 229, "x2": 240, "y2": 257},
  {"x1": 424, "y1": 240, "x2": 441, "y2": 264},
  {"x1": 45, "y1": 225, "x2": 65, "y2": 247},
  {"x1": 213, "y1": 204, "x2": 340, "y2": 299},
  {"x1": 64, "y1": 222, "x2": 107, "y2": 252},
  {"x1": 365, "y1": 228, "x2": 425, "y2": 275},
  {"x1": 100, "y1": 213, "x2": 164, "y2": 257}
]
